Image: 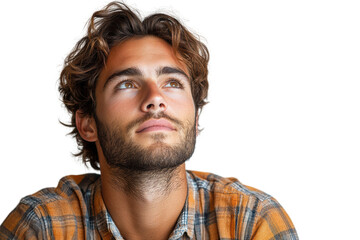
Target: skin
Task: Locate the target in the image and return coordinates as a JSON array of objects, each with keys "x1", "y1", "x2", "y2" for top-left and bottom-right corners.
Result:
[{"x1": 76, "y1": 36, "x2": 196, "y2": 240}]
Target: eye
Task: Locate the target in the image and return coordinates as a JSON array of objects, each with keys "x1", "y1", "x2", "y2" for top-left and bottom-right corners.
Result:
[
  {"x1": 164, "y1": 80, "x2": 183, "y2": 89},
  {"x1": 117, "y1": 80, "x2": 136, "y2": 90}
]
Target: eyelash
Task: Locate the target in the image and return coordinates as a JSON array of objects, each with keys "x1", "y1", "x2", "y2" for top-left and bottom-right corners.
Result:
[
  {"x1": 114, "y1": 78, "x2": 185, "y2": 91},
  {"x1": 116, "y1": 80, "x2": 137, "y2": 90},
  {"x1": 164, "y1": 79, "x2": 184, "y2": 89}
]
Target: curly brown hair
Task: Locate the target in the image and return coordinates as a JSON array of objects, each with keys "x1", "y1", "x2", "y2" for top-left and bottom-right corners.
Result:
[{"x1": 59, "y1": 1, "x2": 209, "y2": 170}]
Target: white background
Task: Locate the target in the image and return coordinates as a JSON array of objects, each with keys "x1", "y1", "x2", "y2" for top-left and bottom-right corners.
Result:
[{"x1": 0, "y1": 0, "x2": 359, "y2": 239}]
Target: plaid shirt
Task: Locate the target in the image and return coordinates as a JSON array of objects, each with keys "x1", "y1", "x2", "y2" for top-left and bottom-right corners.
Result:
[{"x1": 0, "y1": 171, "x2": 298, "y2": 239}]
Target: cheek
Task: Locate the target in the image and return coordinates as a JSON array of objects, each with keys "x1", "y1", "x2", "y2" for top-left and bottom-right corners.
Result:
[
  {"x1": 165, "y1": 92, "x2": 195, "y2": 117},
  {"x1": 98, "y1": 93, "x2": 139, "y2": 123}
]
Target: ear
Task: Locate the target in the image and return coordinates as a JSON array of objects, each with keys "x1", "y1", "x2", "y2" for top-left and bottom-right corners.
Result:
[{"x1": 76, "y1": 110, "x2": 97, "y2": 142}]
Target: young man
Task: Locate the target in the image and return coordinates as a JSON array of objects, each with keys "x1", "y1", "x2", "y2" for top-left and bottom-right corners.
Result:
[{"x1": 0, "y1": 2, "x2": 298, "y2": 239}]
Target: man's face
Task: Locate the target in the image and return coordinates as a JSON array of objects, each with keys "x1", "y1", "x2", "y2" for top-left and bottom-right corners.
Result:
[{"x1": 94, "y1": 36, "x2": 196, "y2": 171}]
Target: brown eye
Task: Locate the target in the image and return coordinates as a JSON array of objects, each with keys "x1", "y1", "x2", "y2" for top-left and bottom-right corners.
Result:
[
  {"x1": 165, "y1": 80, "x2": 182, "y2": 88},
  {"x1": 118, "y1": 81, "x2": 135, "y2": 89},
  {"x1": 124, "y1": 82, "x2": 133, "y2": 88}
]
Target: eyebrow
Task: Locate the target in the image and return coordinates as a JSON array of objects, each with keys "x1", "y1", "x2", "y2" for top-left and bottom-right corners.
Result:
[
  {"x1": 156, "y1": 66, "x2": 190, "y2": 81},
  {"x1": 103, "y1": 67, "x2": 142, "y2": 90},
  {"x1": 103, "y1": 66, "x2": 190, "y2": 90}
]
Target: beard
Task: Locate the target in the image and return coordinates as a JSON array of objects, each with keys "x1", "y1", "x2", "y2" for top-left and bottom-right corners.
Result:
[{"x1": 94, "y1": 112, "x2": 196, "y2": 172}]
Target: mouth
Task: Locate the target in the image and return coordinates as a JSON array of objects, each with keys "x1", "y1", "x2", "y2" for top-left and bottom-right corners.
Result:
[{"x1": 135, "y1": 119, "x2": 176, "y2": 133}]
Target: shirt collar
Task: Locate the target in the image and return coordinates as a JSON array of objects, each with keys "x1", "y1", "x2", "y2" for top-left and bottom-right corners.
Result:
[
  {"x1": 167, "y1": 171, "x2": 197, "y2": 239},
  {"x1": 106, "y1": 211, "x2": 125, "y2": 240},
  {"x1": 93, "y1": 178, "x2": 117, "y2": 240}
]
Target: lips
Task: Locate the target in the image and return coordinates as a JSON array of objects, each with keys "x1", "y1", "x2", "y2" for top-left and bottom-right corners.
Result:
[{"x1": 135, "y1": 119, "x2": 176, "y2": 133}]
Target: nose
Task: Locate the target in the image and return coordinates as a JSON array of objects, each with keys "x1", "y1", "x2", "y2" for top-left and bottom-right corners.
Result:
[{"x1": 140, "y1": 82, "x2": 167, "y2": 114}]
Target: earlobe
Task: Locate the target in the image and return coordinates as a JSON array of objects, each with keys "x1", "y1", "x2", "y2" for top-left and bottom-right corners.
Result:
[{"x1": 76, "y1": 111, "x2": 97, "y2": 142}]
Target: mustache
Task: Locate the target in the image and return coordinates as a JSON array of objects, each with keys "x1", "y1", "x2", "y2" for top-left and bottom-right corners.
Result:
[{"x1": 125, "y1": 112, "x2": 183, "y2": 133}]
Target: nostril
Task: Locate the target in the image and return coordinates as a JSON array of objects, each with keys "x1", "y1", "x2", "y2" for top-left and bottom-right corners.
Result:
[{"x1": 146, "y1": 103, "x2": 165, "y2": 110}]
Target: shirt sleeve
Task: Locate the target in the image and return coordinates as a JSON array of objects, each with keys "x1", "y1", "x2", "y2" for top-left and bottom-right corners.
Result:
[
  {"x1": 0, "y1": 202, "x2": 44, "y2": 240},
  {"x1": 251, "y1": 197, "x2": 299, "y2": 240}
]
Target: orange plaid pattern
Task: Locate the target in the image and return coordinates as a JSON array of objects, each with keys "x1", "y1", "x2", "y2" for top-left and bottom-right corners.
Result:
[{"x1": 0, "y1": 171, "x2": 298, "y2": 239}]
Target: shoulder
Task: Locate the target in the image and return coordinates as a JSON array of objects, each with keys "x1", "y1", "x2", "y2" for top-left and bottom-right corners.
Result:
[
  {"x1": 187, "y1": 170, "x2": 271, "y2": 201},
  {"x1": 0, "y1": 174, "x2": 100, "y2": 238},
  {"x1": 186, "y1": 170, "x2": 280, "y2": 219},
  {"x1": 19, "y1": 173, "x2": 100, "y2": 209},
  {"x1": 186, "y1": 170, "x2": 298, "y2": 239}
]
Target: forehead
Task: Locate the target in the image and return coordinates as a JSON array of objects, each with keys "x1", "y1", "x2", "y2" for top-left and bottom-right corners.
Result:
[{"x1": 98, "y1": 36, "x2": 188, "y2": 82}]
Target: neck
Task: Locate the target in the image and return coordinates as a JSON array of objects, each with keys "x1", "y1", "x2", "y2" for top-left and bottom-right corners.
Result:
[
  {"x1": 108, "y1": 165, "x2": 183, "y2": 200},
  {"x1": 101, "y1": 163, "x2": 188, "y2": 240}
]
